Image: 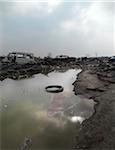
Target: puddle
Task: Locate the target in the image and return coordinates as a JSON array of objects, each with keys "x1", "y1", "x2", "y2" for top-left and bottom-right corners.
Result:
[{"x1": 0, "y1": 69, "x2": 95, "y2": 149}]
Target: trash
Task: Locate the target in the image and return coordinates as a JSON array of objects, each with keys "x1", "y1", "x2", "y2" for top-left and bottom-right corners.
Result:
[
  {"x1": 45, "y1": 85, "x2": 64, "y2": 93},
  {"x1": 20, "y1": 136, "x2": 32, "y2": 150},
  {"x1": 109, "y1": 56, "x2": 115, "y2": 62}
]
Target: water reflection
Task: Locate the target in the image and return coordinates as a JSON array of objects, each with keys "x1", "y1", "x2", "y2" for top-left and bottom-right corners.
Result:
[
  {"x1": 69, "y1": 116, "x2": 84, "y2": 123},
  {"x1": 0, "y1": 69, "x2": 95, "y2": 149}
]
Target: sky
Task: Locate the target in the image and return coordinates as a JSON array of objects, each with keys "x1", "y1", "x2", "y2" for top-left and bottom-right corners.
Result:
[{"x1": 0, "y1": 0, "x2": 115, "y2": 57}]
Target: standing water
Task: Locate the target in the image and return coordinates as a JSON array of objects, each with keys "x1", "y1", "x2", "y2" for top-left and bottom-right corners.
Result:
[{"x1": 0, "y1": 69, "x2": 95, "y2": 149}]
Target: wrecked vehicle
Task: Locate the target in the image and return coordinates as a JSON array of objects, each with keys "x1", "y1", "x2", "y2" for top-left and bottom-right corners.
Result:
[{"x1": 2, "y1": 52, "x2": 35, "y2": 64}]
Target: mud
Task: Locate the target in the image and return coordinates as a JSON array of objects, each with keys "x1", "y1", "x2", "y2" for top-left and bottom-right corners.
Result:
[
  {"x1": 0, "y1": 55, "x2": 115, "y2": 149},
  {"x1": 73, "y1": 59, "x2": 115, "y2": 150}
]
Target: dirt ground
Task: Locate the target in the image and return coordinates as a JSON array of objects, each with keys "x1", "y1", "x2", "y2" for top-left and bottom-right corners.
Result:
[
  {"x1": 1, "y1": 56, "x2": 115, "y2": 149},
  {"x1": 73, "y1": 65, "x2": 115, "y2": 150}
]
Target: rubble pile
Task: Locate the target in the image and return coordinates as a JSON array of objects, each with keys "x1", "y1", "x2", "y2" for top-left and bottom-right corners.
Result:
[
  {"x1": 0, "y1": 55, "x2": 78, "y2": 81},
  {"x1": 0, "y1": 53, "x2": 115, "y2": 149}
]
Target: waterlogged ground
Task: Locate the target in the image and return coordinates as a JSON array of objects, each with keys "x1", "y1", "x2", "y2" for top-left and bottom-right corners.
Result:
[{"x1": 0, "y1": 69, "x2": 95, "y2": 150}]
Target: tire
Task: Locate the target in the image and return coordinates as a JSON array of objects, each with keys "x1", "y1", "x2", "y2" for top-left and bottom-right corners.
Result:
[{"x1": 45, "y1": 85, "x2": 64, "y2": 93}]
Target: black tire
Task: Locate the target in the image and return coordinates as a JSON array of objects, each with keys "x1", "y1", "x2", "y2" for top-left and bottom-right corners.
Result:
[{"x1": 45, "y1": 85, "x2": 64, "y2": 93}]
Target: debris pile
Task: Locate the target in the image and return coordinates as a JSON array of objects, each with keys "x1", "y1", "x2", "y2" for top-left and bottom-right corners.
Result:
[{"x1": 0, "y1": 53, "x2": 78, "y2": 81}]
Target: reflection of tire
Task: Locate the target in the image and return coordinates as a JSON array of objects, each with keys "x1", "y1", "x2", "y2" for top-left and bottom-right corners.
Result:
[{"x1": 45, "y1": 85, "x2": 64, "y2": 93}]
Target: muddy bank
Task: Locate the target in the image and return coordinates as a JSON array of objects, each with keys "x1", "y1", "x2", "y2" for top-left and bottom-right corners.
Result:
[
  {"x1": 73, "y1": 60, "x2": 115, "y2": 149},
  {"x1": 0, "y1": 56, "x2": 79, "y2": 81}
]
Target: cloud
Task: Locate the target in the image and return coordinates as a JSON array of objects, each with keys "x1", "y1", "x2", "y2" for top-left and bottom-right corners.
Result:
[
  {"x1": 113, "y1": 3, "x2": 115, "y2": 53},
  {"x1": 61, "y1": 1, "x2": 113, "y2": 31},
  {"x1": 59, "y1": 1, "x2": 114, "y2": 56},
  {"x1": 0, "y1": 0, "x2": 62, "y2": 16},
  {"x1": 0, "y1": 1, "x2": 114, "y2": 56}
]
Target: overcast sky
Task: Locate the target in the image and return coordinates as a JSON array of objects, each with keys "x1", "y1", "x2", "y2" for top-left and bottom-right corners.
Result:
[{"x1": 0, "y1": 0, "x2": 115, "y2": 57}]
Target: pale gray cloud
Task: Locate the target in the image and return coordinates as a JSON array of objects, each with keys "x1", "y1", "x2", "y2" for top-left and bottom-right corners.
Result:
[{"x1": 0, "y1": 0, "x2": 114, "y2": 57}]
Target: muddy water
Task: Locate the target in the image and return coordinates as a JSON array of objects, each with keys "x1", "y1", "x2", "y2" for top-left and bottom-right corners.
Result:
[{"x1": 0, "y1": 69, "x2": 95, "y2": 150}]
